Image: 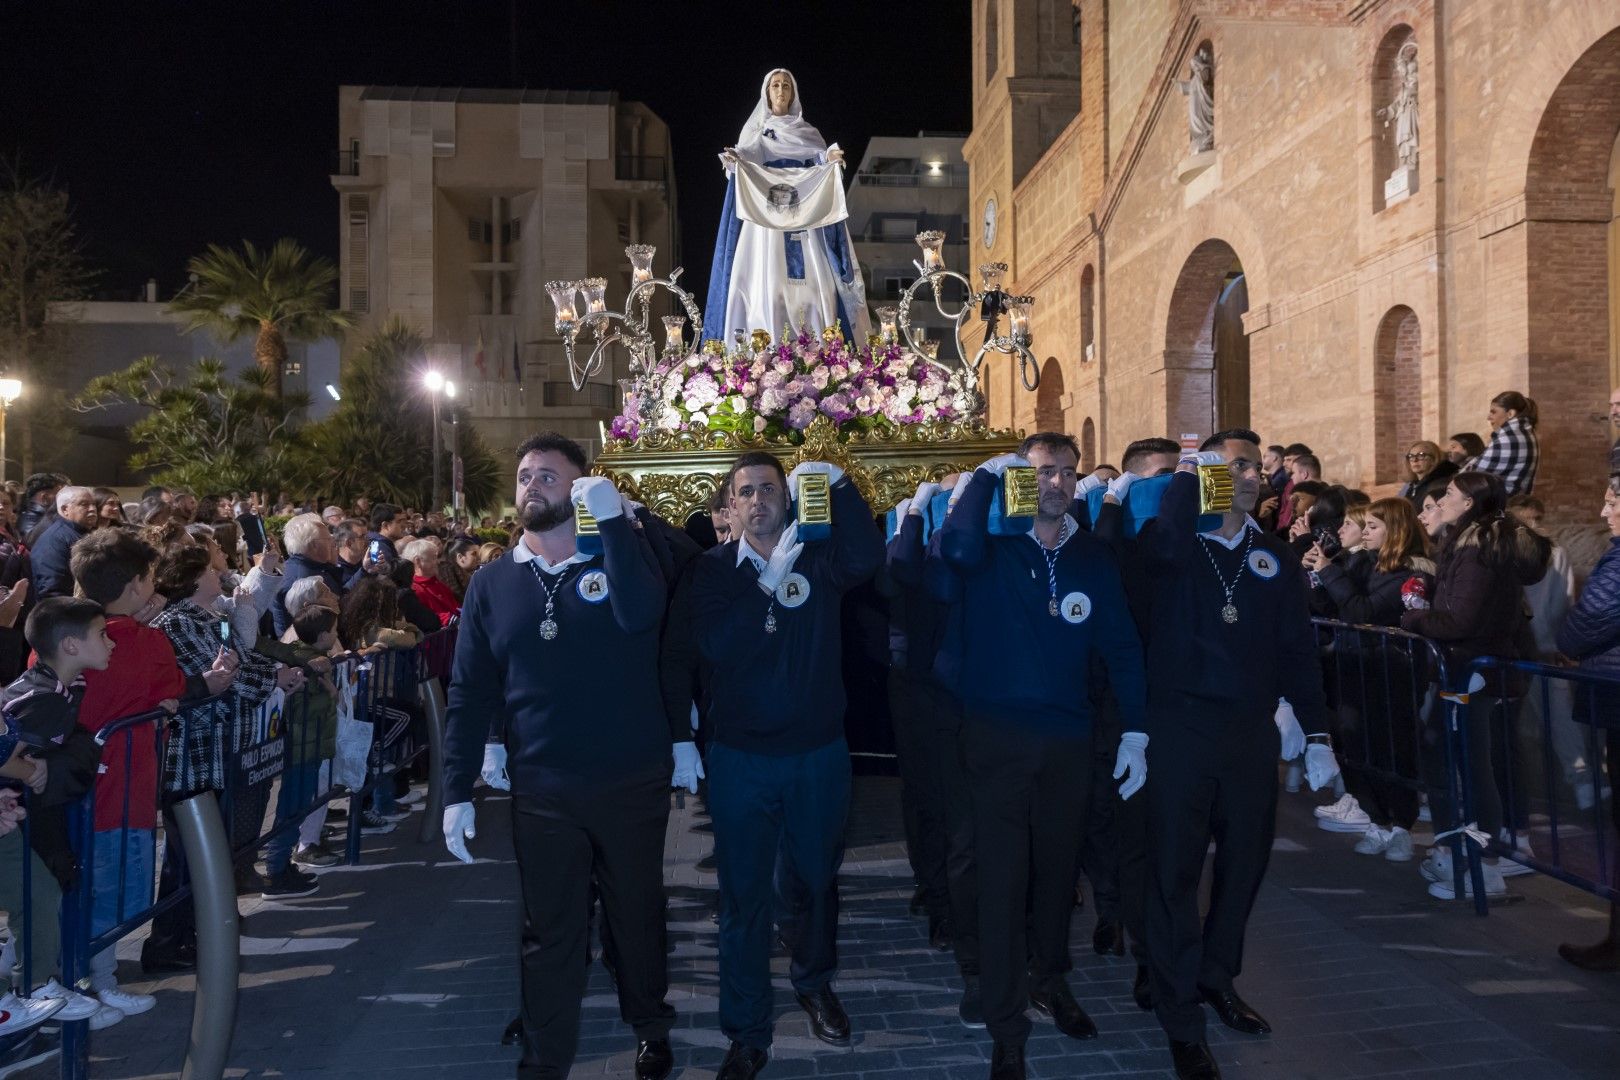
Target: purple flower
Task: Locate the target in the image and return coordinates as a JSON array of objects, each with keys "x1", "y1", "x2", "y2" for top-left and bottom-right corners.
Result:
[{"x1": 787, "y1": 398, "x2": 819, "y2": 430}]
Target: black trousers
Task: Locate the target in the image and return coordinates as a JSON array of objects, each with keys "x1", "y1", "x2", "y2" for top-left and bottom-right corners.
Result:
[
  {"x1": 510, "y1": 770, "x2": 674, "y2": 1080},
  {"x1": 889, "y1": 666, "x2": 951, "y2": 920},
  {"x1": 146, "y1": 801, "x2": 196, "y2": 953},
  {"x1": 927, "y1": 679, "x2": 978, "y2": 978},
  {"x1": 1335, "y1": 653, "x2": 1423, "y2": 830},
  {"x1": 1144, "y1": 706, "x2": 1279, "y2": 1044},
  {"x1": 1083, "y1": 692, "x2": 1122, "y2": 919},
  {"x1": 964, "y1": 712, "x2": 1092, "y2": 1045}
]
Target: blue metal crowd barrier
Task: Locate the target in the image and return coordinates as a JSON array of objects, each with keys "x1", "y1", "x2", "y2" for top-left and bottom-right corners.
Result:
[
  {"x1": 0, "y1": 625, "x2": 455, "y2": 1080},
  {"x1": 1462, "y1": 656, "x2": 1620, "y2": 906},
  {"x1": 1310, "y1": 618, "x2": 1488, "y2": 913}
]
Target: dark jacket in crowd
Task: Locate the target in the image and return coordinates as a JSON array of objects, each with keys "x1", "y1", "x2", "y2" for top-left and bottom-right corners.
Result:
[
  {"x1": 16, "y1": 502, "x2": 52, "y2": 546},
  {"x1": 1401, "y1": 460, "x2": 1459, "y2": 510},
  {"x1": 2, "y1": 663, "x2": 99, "y2": 889},
  {"x1": 1556, "y1": 535, "x2": 1620, "y2": 728},
  {"x1": 687, "y1": 479, "x2": 882, "y2": 756},
  {"x1": 1314, "y1": 553, "x2": 1436, "y2": 628},
  {"x1": 1401, "y1": 517, "x2": 1550, "y2": 693},
  {"x1": 271, "y1": 553, "x2": 346, "y2": 636},
  {"x1": 31, "y1": 516, "x2": 90, "y2": 600}
]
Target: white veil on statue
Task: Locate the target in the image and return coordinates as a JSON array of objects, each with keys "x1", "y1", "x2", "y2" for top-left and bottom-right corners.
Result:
[{"x1": 704, "y1": 69, "x2": 870, "y2": 344}]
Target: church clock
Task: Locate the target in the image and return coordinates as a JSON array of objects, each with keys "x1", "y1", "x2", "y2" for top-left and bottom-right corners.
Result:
[{"x1": 982, "y1": 196, "x2": 998, "y2": 251}]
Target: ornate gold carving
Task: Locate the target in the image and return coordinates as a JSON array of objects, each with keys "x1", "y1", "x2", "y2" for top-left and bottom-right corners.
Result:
[{"x1": 594, "y1": 415, "x2": 1024, "y2": 523}]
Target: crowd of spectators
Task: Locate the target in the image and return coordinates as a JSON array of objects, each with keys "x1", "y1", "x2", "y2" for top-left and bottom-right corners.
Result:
[{"x1": 0, "y1": 478, "x2": 491, "y2": 1037}]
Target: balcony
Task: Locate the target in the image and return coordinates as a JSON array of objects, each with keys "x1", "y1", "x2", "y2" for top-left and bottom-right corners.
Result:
[
  {"x1": 853, "y1": 165, "x2": 967, "y2": 188},
  {"x1": 331, "y1": 148, "x2": 362, "y2": 178},
  {"x1": 615, "y1": 156, "x2": 668, "y2": 184}
]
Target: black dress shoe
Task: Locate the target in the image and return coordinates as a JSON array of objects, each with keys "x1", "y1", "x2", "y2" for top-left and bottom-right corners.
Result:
[
  {"x1": 989, "y1": 1040, "x2": 1026, "y2": 1080},
  {"x1": 1132, "y1": 965, "x2": 1153, "y2": 1011},
  {"x1": 1199, "y1": 985, "x2": 1271, "y2": 1035},
  {"x1": 959, "y1": 975, "x2": 986, "y2": 1028},
  {"x1": 1028, "y1": 982, "x2": 1098, "y2": 1040},
  {"x1": 140, "y1": 941, "x2": 197, "y2": 974},
  {"x1": 500, "y1": 1015, "x2": 521, "y2": 1045},
  {"x1": 635, "y1": 1038, "x2": 674, "y2": 1080},
  {"x1": 717, "y1": 1041, "x2": 768, "y2": 1080},
  {"x1": 1169, "y1": 1038, "x2": 1222, "y2": 1080},
  {"x1": 908, "y1": 885, "x2": 927, "y2": 916},
  {"x1": 1092, "y1": 918, "x2": 1125, "y2": 956},
  {"x1": 794, "y1": 985, "x2": 850, "y2": 1046},
  {"x1": 928, "y1": 914, "x2": 954, "y2": 951}
]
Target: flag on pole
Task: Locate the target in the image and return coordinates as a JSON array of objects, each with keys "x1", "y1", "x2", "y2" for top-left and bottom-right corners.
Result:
[
  {"x1": 473, "y1": 331, "x2": 487, "y2": 379},
  {"x1": 496, "y1": 335, "x2": 506, "y2": 381},
  {"x1": 513, "y1": 337, "x2": 524, "y2": 386}
]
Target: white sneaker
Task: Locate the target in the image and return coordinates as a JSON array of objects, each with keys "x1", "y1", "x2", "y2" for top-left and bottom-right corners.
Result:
[
  {"x1": 398, "y1": 787, "x2": 426, "y2": 806},
  {"x1": 1353, "y1": 826, "x2": 1393, "y2": 855},
  {"x1": 1497, "y1": 829, "x2": 1536, "y2": 878},
  {"x1": 1383, "y1": 827, "x2": 1414, "y2": 862},
  {"x1": 1428, "y1": 859, "x2": 1507, "y2": 901},
  {"x1": 0, "y1": 991, "x2": 63, "y2": 1036},
  {"x1": 97, "y1": 985, "x2": 155, "y2": 1015},
  {"x1": 1314, "y1": 794, "x2": 1371, "y2": 832},
  {"x1": 1284, "y1": 761, "x2": 1303, "y2": 794},
  {"x1": 87, "y1": 1002, "x2": 124, "y2": 1030},
  {"x1": 32, "y1": 978, "x2": 102, "y2": 1021},
  {"x1": 1419, "y1": 844, "x2": 1451, "y2": 883}
]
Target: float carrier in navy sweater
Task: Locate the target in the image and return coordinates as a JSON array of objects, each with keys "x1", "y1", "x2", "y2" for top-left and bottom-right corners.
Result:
[
  {"x1": 443, "y1": 516, "x2": 681, "y2": 803},
  {"x1": 940, "y1": 469, "x2": 1147, "y2": 736},
  {"x1": 687, "y1": 479, "x2": 882, "y2": 756}
]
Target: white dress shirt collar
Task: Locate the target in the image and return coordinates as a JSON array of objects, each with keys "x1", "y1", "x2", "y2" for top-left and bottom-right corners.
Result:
[
  {"x1": 512, "y1": 532, "x2": 591, "y2": 575},
  {"x1": 1198, "y1": 516, "x2": 1262, "y2": 551}
]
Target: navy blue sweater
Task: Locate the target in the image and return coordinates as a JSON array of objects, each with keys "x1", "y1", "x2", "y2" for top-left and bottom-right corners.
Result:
[
  {"x1": 885, "y1": 512, "x2": 953, "y2": 675},
  {"x1": 688, "y1": 479, "x2": 882, "y2": 755},
  {"x1": 1139, "y1": 471, "x2": 1328, "y2": 732},
  {"x1": 443, "y1": 517, "x2": 672, "y2": 803},
  {"x1": 941, "y1": 469, "x2": 1147, "y2": 734}
]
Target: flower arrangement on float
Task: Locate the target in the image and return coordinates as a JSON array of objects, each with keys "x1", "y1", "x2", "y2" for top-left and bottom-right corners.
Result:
[{"x1": 609, "y1": 327, "x2": 973, "y2": 443}]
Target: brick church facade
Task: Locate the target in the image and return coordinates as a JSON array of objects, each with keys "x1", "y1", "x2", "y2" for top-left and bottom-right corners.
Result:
[{"x1": 963, "y1": 0, "x2": 1620, "y2": 523}]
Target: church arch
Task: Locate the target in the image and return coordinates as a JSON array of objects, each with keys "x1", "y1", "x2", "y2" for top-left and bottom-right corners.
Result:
[
  {"x1": 1163, "y1": 239, "x2": 1249, "y2": 441},
  {"x1": 1080, "y1": 417, "x2": 1097, "y2": 473},
  {"x1": 1080, "y1": 264, "x2": 1096, "y2": 364},
  {"x1": 1035, "y1": 357, "x2": 1066, "y2": 432},
  {"x1": 1373, "y1": 305, "x2": 1422, "y2": 484}
]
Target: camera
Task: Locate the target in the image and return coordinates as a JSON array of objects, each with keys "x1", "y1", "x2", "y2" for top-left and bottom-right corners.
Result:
[{"x1": 1311, "y1": 525, "x2": 1343, "y2": 559}]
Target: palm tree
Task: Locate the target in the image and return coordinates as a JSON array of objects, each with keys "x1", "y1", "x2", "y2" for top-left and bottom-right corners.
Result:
[{"x1": 167, "y1": 238, "x2": 353, "y2": 396}]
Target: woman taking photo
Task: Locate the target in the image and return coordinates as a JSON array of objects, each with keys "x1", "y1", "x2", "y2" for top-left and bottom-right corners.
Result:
[
  {"x1": 1402, "y1": 471, "x2": 1550, "y2": 901},
  {"x1": 1305, "y1": 498, "x2": 1436, "y2": 858}
]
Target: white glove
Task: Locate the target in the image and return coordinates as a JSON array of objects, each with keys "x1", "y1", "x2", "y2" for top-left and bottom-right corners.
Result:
[
  {"x1": 689, "y1": 703, "x2": 700, "y2": 731},
  {"x1": 1178, "y1": 450, "x2": 1226, "y2": 468},
  {"x1": 443, "y1": 802, "x2": 476, "y2": 864},
  {"x1": 947, "y1": 473, "x2": 973, "y2": 512},
  {"x1": 787, "y1": 460, "x2": 845, "y2": 488},
  {"x1": 1304, "y1": 743, "x2": 1340, "y2": 792},
  {"x1": 757, "y1": 522, "x2": 804, "y2": 594},
  {"x1": 911, "y1": 480, "x2": 940, "y2": 510},
  {"x1": 977, "y1": 453, "x2": 1029, "y2": 478},
  {"x1": 1106, "y1": 472, "x2": 1137, "y2": 503},
  {"x1": 480, "y1": 743, "x2": 511, "y2": 791},
  {"x1": 672, "y1": 741, "x2": 704, "y2": 793},
  {"x1": 1274, "y1": 698, "x2": 1305, "y2": 761},
  {"x1": 571, "y1": 476, "x2": 623, "y2": 521},
  {"x1": 1076, "y1": 469, "x2": 1112, "y2": 498},
  {"x1": 1114, "y1": 731, "x2": 1149, "y2": 800},
  {"x1": 620, "y1": 494, "x2": 644, "y2": 519}
]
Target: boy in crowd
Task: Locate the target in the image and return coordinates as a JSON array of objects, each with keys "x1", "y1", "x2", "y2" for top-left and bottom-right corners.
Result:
[
  {"x1": 70, "y1": 528, "x2": 234, "y2": 999},
  {"x1": 1, "y1": 597, "x2": 121, "y2": 1028}
]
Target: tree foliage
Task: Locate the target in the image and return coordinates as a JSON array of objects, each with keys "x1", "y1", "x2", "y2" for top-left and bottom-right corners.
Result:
[
  {"x1": 166, "y1": 238, "x2": 352, "y2": 396},
  {"x1": 300, "y1": 319, "x2": 501, "y2": 514},
  {"x1": 72, "y1": 356, "x2": 310, "y2": 494},
  {"x1": 0, "y1": 162, "x2": 97, "y2": 470}
]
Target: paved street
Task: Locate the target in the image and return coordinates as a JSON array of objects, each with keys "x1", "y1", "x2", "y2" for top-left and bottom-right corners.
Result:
[{"x1": 21, "y1": 775, "x2": 1619, "y2": 1080}]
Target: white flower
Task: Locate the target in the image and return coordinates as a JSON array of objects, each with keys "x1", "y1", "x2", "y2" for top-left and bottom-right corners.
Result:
[
  {"x1": 753, "y1": 416, "x2": 768, "y2": 433},
  {"x1": 688, "y1": 410, "x2": 709, "y2": 426},
  {"x1": 730, "y1": 394, "x2": 749, "y2": 413}
]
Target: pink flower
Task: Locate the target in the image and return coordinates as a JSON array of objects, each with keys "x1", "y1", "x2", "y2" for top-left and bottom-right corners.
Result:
[
  {"x1": 682, "y1": 372, "x2": 722, "y2": 410},
  {"x1": 787, "y1": 398, "x2": 818, "y2": 430}
]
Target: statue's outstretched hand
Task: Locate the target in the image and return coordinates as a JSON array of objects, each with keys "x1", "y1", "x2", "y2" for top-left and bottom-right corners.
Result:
[{"x1": 719, "y1": 147, "x2": 739, "y2": 173}]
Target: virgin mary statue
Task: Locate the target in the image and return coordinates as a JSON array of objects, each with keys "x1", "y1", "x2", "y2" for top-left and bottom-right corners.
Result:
[{"x1": 703, "y1": 69, "x2": 871, "y2": 343}]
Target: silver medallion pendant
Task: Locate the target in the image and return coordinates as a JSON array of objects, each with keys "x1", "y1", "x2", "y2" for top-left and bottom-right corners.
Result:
[
  {"x1": 1221, "y1": 604, "x2": 1239, "y2": 625},
  {"x1": 1048, "y1": 598, "x2": 1059, "y2": 617},
  {"x1": 539, "y1": 618, "x2": 559, "y2": 640},
  {"x1": 764, "y1": 609, "x2": 777, "y2": 634}
]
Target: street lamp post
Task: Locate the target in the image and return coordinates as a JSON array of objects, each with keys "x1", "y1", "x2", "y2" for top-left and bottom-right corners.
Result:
[
  {"x1": 424, "y1": 371, "x2": 444, "y2": 512},
  {"x1": 0, "y1": 379, "x2": 21, "y2": 487}
]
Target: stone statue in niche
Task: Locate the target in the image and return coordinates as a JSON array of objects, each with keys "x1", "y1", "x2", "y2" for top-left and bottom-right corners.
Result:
[
  {"x1": 1178, "y1": 44, "x2": 1215, "y2": 155},
  {"x1": 1378, "y1": 42, "x2": 1420, "y2": 174}
]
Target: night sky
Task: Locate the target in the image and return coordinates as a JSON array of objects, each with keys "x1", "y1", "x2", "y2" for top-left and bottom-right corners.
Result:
[{"x1": 1, "y1": 0, "x2": 972, "y2": 304}]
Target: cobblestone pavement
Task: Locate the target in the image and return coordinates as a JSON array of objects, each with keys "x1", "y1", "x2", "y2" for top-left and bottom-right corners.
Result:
[{"x1": 20, "y1": 775, "x2": 1620, "y2": 1079}]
